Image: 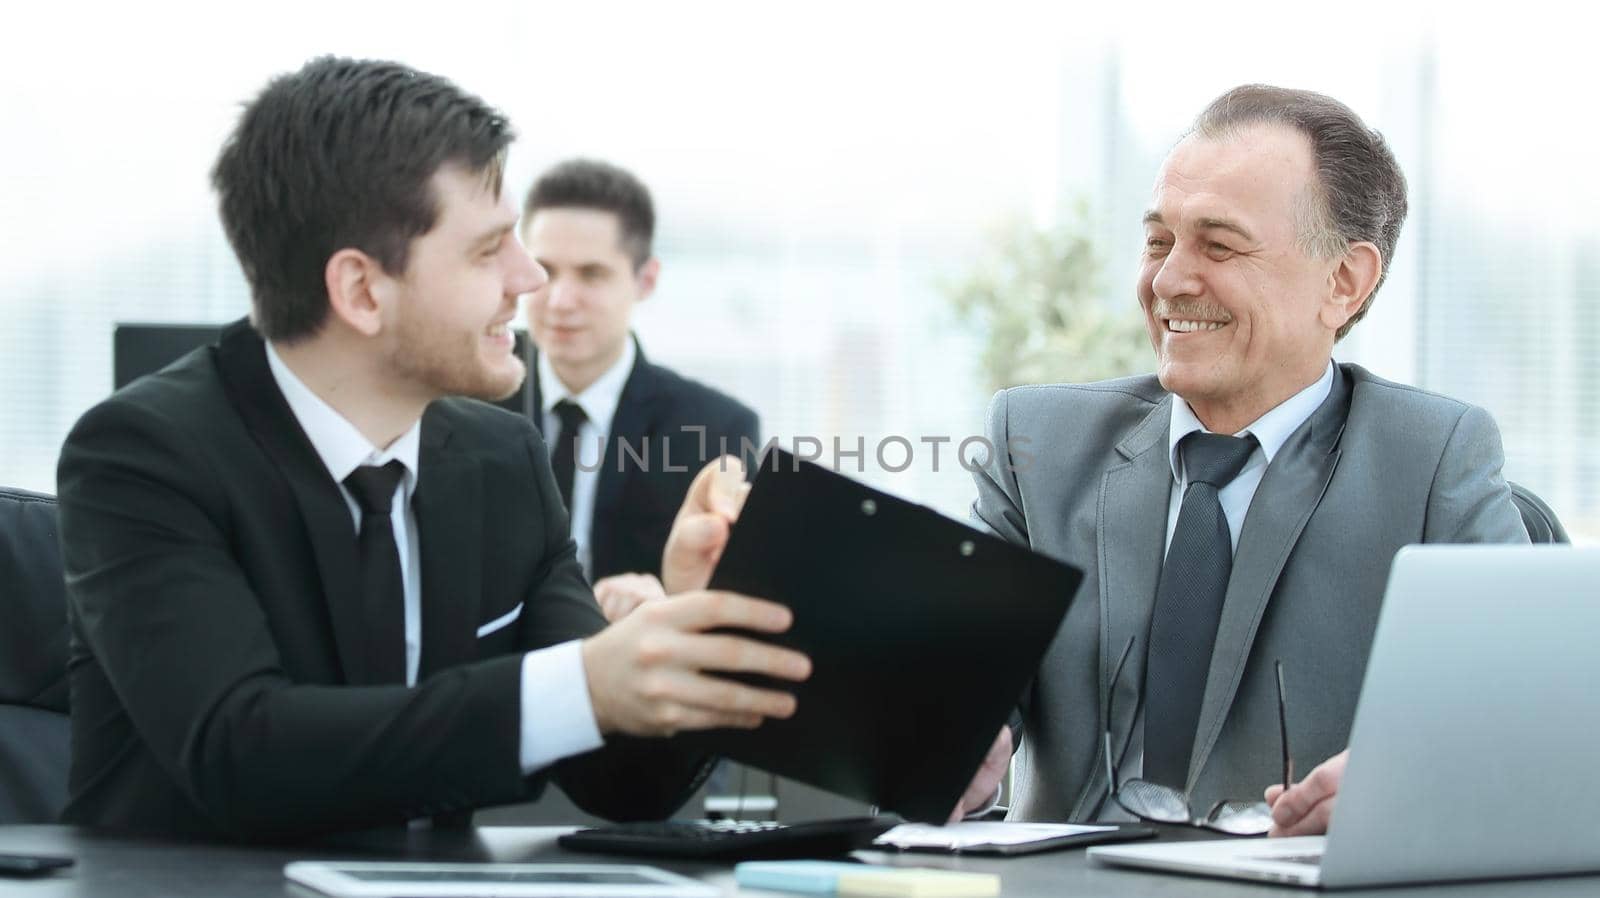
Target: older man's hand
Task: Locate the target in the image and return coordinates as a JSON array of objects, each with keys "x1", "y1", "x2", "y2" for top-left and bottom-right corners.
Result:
[
  {"x1": 947, "y1": 726, "x2": 1012, "y2": 823},
  {"x1": 661, "y1": 457, "x2": 750, "y2": 594},
  {"x1": 1265, "y1": 749, "x2": 1347, "y2": 837}
]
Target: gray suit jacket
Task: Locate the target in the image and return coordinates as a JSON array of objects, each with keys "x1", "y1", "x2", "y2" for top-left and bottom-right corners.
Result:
[{"x1": 972, "y1": 363, "x2": 1529, "y2": 821}]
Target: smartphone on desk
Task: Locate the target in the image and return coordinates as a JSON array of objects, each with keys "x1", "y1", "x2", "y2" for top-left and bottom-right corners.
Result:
[{"x1": 0, "y1": 852, "x2": 74, "y2": 877}]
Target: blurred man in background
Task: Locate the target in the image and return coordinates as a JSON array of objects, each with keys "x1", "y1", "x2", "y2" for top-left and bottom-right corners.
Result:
[{"x1": 521, "y1": 160, "x2": 759, "y2": 621}]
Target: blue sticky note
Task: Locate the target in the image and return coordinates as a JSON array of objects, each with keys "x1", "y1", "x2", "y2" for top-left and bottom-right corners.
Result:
[{"x1": 734, "y1": 860, "x2": 880, "y2": 894}]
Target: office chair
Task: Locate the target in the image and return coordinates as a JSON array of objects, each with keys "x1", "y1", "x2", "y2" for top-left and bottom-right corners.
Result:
[
  {"x1": 1508, "y1": 481, "x2": 1570, "y2": 545},
  {"x1": 0, "y1": 487, "x2": 71, "y2": 823}
]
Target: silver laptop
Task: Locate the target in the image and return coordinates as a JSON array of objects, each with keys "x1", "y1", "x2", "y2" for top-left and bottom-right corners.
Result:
[{"x1": 1089, "y1": 545, "x2": 1600, "y2": 889}]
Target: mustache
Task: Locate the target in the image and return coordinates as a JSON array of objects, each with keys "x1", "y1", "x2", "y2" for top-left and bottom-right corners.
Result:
[{"x1": 1152, "y1": 300, "x2": 1233, "y2": 322}]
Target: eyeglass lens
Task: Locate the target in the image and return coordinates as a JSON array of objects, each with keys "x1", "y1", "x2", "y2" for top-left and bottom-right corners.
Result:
[
  {"x1": 1115, "y1": 779, "x2": 1191, "y2": 823},
  {"x1": 1103, "y1": 639, "x2": 1287, "y2": 836},
  {"x1": 1204, "y1": 799, "x2": 1274, "y2": 835}
]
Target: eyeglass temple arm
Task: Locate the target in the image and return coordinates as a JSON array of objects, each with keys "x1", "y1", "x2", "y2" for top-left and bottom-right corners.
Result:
[
  {"x1": 1103, "y1": 635, "x2": 1137, "y2": 800},
  {"x1": 1275, "y1": 659, "x2": 1293, "y2": 790},
  {"x1": 1103, "y1": 730, "x2": 1118, "y2": 795}
]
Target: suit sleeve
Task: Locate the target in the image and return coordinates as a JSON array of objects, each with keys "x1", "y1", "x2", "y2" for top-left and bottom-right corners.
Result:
[
  {"x1": 513, "y1": 429, "x2": 712, "y2": 820},
  {"x1": 58, "y1": 398, "x2": 532, "y2": 839},
  {"x1": 970, "y1": 389, "x2": 1033, "y2": 751},
  {"x1": 695, "y1": 397, "x2": 760, "y2": 465},
  {"x1": 970, "y1": 389, "x2": 1031, "y2": 546},
  {"x1": 1422, "y1": 404, "x2": 1530, "y2": 544}
]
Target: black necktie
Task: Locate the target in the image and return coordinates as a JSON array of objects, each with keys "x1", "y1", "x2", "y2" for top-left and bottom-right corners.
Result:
[
  {"x1": 1143, "y1": 431, "x2": 1259, "y2": 788},
  {"x1": 550, "y1": 399, "x2": 588, "y2": 513},
  {"x1": 344, "y1": 461, "x2": 408, "y2": 685}
]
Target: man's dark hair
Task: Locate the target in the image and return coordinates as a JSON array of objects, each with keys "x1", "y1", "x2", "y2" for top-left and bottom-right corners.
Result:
[
  {"x1": 212, "y1": 56, "x2": 515, "y2": 342},
  {"x1": 1191, "y1": 84, "x2": 1408, "y2": 340},
  {"x1": 522, "y1": 159, "x2": 655, "y2": 268}
]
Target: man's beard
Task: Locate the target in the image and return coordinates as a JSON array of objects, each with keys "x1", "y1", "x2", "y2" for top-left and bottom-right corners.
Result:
[{"x1": 388, "y1": 310, "x2": 525, "y2": 402}]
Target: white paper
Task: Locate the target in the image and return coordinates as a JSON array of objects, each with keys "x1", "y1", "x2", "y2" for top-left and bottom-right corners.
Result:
[{"x1": 873, "y1": 821, "x2": 1115, "y2": 850}]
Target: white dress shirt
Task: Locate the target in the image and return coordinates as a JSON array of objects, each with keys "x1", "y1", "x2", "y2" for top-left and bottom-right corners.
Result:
[
  {"x1": 538, "y1": 339, "x2": 637, "y2": 579},
  {"x1": 1163, "y1": 361, "x2": 1337, "y2": 555},
  {"x1": 265, "y1": 344, "x2": 602, "y2": 775},
  {"x1": 1107, "y1": 360, "x2": 1336, "y2": 807}
]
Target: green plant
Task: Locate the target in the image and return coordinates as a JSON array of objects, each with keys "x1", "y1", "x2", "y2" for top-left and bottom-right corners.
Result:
[{"x1": 945, "y1": 207, "x2": 1150, "y2": 394}]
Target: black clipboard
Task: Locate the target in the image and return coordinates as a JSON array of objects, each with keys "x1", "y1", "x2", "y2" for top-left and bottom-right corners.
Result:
[{"x1": 696, "y1": 448, "x2": 1083, "y2": 823}]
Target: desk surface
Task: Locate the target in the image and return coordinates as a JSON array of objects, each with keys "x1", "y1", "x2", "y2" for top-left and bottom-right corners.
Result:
[{"x1": 1, "y1": 824, "x2": 1596, "y2": 897}]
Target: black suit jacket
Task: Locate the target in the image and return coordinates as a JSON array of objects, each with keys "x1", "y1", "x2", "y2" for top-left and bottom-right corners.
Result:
[
  {"x1": 530, "y1": 340, "x2": 760, "y2": 581},
  {"x1": 56, "y1": 320, "x2": 706, "y2": 840}
]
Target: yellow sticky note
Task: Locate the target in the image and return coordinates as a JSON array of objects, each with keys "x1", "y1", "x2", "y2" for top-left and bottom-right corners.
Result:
[{"x1": 835, "y1": 869, "x2": 1001, "y2": 898}]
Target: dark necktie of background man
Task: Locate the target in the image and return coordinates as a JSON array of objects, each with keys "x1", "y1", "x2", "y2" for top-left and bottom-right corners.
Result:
[
  {"x1": 550, "y1": 398, "x2": 588, "y2": 513},
  {"x1": 1143, "y1": 431, "x2": 1259, "y2": 788},
  {"x1": 344, "y1": 461, "x2": 408, "y2": 685}
]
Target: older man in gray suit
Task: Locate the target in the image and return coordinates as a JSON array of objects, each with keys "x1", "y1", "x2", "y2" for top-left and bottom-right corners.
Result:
[{"x1": 949, "y1": 85, "x2": 1529, "y2": 835}]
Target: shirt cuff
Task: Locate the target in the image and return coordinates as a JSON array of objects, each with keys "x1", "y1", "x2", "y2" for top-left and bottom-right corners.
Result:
[{"x1": 518, "y1": 640, "x2": 604, "y2": 774}]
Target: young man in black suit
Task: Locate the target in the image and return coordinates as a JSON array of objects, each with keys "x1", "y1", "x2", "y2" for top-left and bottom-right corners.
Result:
[
  {"x1": 521, "y1": 160, "x2": 760, "y2": 621},
  {"x1": 55, "y1": 57, "x2": 809, "y2": 840}
]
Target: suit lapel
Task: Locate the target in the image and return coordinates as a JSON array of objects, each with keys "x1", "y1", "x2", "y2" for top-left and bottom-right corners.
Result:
[
  {"x1": 213, "y1": 319, "x2": 373, "y2": 685},
  {"x1": 1070, "y1": 397, "x2": 1172, "y2": 819},
  {"x1": 413, "y1": 410, "x2": 483, "y2": 679},
  {"x1": 1188, "y1": 368, "x2": 1353, "y2": 783},
  {"x1": 593, "y1": 342, "x2": 658, "y2": 519}
]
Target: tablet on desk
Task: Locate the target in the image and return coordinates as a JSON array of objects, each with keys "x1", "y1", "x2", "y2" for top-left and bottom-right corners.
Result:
[{"x1": 283, "y1": 861, "x2": 719, "y2": 898}]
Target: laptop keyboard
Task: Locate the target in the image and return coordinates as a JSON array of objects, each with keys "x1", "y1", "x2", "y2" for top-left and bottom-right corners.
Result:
[{"x1": 558, "y1": 817, "x2": 897, "y2": 860}]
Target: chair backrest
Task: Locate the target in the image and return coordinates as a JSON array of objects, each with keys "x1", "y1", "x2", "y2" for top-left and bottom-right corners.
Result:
[
  {"x1": 1508, "y1": 481, "x2": 1570, "y2": 545},
  {"x1": 0, "y1": 487, "x2": 71, "y2": 823}
]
